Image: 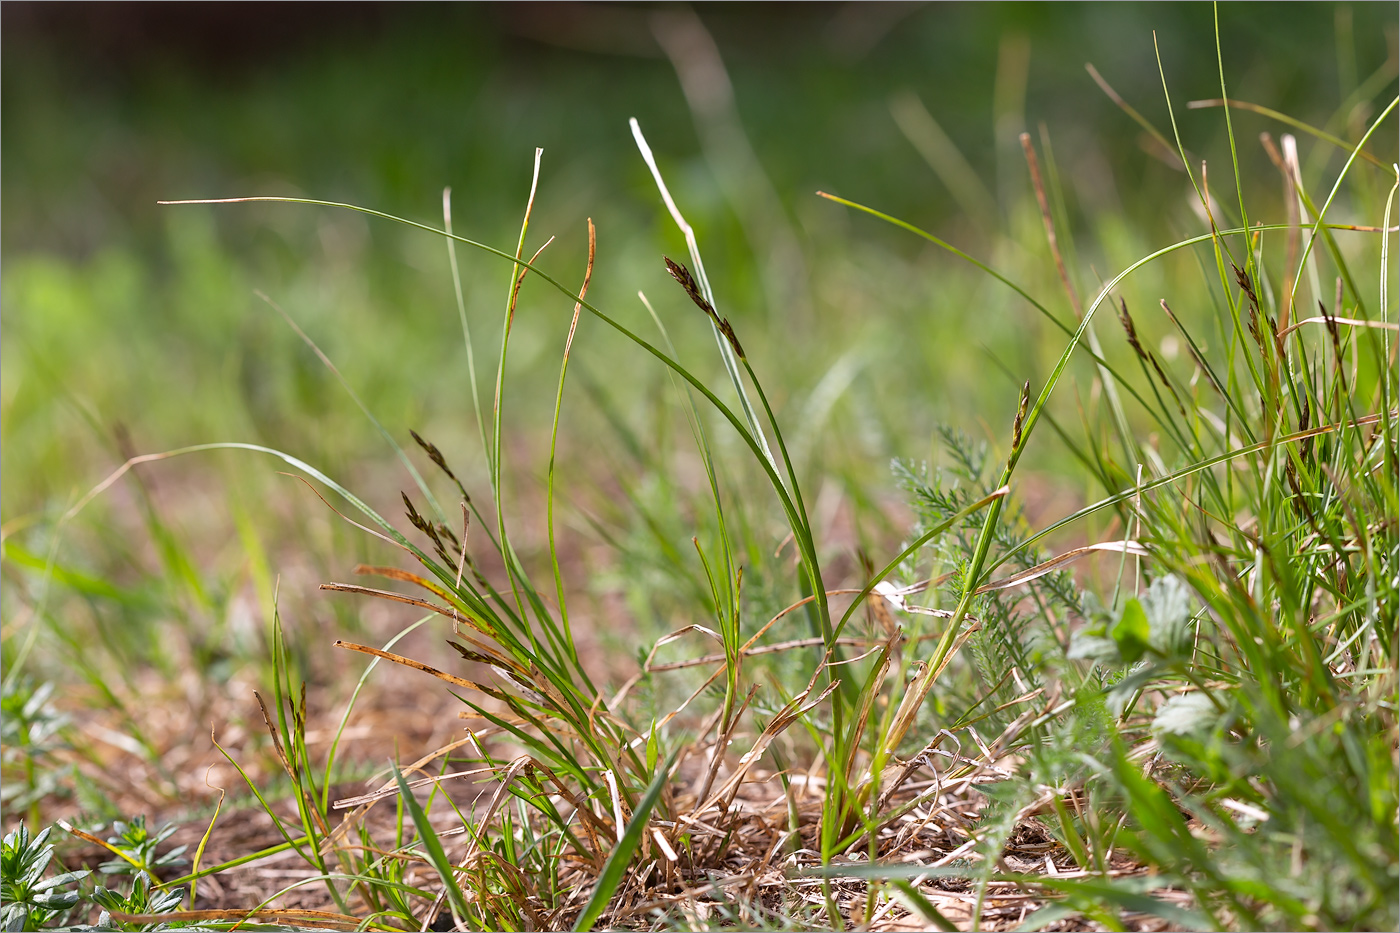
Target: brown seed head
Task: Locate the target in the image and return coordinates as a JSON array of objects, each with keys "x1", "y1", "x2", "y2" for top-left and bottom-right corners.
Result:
[
  {"x1": 1011, "y1": 380, "x2": 1030, "y2": 451},
  {"x1": 665, "y1": 256, "x2": 745, "y2": 358},
  {"x1": 664, "y1": 257, "x2": 714, "y2": 318}
]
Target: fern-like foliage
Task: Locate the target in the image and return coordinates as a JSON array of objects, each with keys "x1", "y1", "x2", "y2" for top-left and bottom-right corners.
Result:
[{"x1": 893, "y1": 426, "x2": 1084, "y2": 728}]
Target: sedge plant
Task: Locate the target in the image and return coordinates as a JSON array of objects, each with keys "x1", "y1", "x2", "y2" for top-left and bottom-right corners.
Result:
[{"x1": 28, "y1": 9, "x2": 1396, "y2": 930}]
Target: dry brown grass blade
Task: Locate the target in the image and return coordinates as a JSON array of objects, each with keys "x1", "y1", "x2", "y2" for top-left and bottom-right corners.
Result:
[
  {"x1": 1085, "y1": 62, "x2": 1188, "y2": 170},
  {"x1": 650, "y1": 635, "x2": 900, "y2": 674},
  {"x1": 368, "y1": 736, "x2": 478, "y2": 790},
  {"x1": 698, "y1": 662, "x2": 841, "y2": 817},
  {"x1": 456, "y1": 712, "x2": 608, "y2": 758},
  {"x1": 1020, "y1": 131, "x2": 1082, "y2": 319},
  {"x1": 565, "y1": 217, "x2": 597, "y2": 356},
  {"x1": 281, "y1": 474, "x2": 411, "y2": 555},
  {"x1": 1260, "y1": 132, "x2": 1303, "y2": 326},
  {"x1": 353, "y1": 564, "x2": 438, "y2": 587},
  {"x1": 644, "y1": 661, "x2": 729, "y2": 735},
  {"x1": 320, "y1": 582, "x2": 486, "y2": 635},
  {"x1": 872, "y1": 731, "x2": 958, "y2": 816},
  {"x1": 61, "y1": 449, "x2": 194, "y2": 523},
  {"x1": 613, "y1": 587, "x2": 879, "y2": 702},
  {"x1": 111, "y1": 908, "x2": 362, "y2": 930},
  {"x1": 975, "y1": 540, "x2": 1148, "y2": 593},
  {"x1": 252, "y1": 692, "x2": 295, "y2": 780},
  {"x1": 1278, "y1": 315, "x2": 1399, "y2": 338},
  {"x1": 714, "y1": 680, "x2": 843, "y2": 818},
  {"x1": 507, "y1": 234, "x2": 555, "y2": 328},
  {"x1": 985, "y1": 688, "x2": 1053, "y2": 761},
  {"x1": 324, "y1": 736, "x2": 484, "y2": 854},
  {"x1": 446, "y1": 634, "x2": 521, "y2": 675},
  {"x1": 333, "y1": 640, "x2": 504, "y2": 697},
  {"x1": 881, "y1": 619, "x2": 983, "y2": 760},
  {"x1": 331, "y1": 766, "x2": 498, "y2": 809},
  {"x1": 251, "y1": 690, "x2": 335, "y2": 840},
  {"x1": 843, "y1": 630, "x2": 900, "y2": 786},
  {"x1": 606, "y1": 623, "x2": 728, "y2": 706},
  {"x1": 463, "y1": 755, "x2": 535, "y2": 863},
  {"x1": 55, "y1": 821, "x2": 141, "y2": 871},
  {"x1": 453, "y1": 501, "x2": 471, "y2": 590},
  {"x1": 529, "y1": 761, "x2": 611, "y2": 865},
  {"x1": 352, "y1": 563, "x2": 472, "y2": 610},
  {"x1": 695, "y1": 684, "x2": 761, "y2": 809},
  {"x1": 645, "y1": 623, "x2": 726, "y2": 664}
]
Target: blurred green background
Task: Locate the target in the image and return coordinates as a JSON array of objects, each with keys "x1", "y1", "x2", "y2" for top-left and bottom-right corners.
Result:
[{"x1": 2, "y1": 2, "x2": 1395, "y2": 820}]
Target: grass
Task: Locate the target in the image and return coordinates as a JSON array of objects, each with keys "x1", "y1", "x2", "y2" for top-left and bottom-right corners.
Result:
[{"x1": 2, "y1": 4, "x2": 1398, "y2": 931}]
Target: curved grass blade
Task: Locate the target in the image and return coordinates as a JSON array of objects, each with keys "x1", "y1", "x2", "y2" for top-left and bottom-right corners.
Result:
[
  {"x1": 156, "y1": 198, "x2": 825, "y2": 648},
  {"x1": 254, "y1": 290, "x2": 447, "y2": 523},
  {"x1": 546, "y1": 218, "x2": 596, "y2": 675},
  {"x1": 989, "y1": 408, "x2": 1394, "y2": 575},
  {"x1": 1186, "y1": 97, "x2": 1389, "y2": 170},
  {"x1": 320, "y1": 614, "x2": 435, "y2": 811},
  {"x1": 1286, "y1": 94, "x2": 1399, "y2": 308},
  {"x1": 188, "y1": 783, "x2": 226, "y2": 906},
  {"x1": 442, "y1": 187, "x2": 490, "y2": 459}
]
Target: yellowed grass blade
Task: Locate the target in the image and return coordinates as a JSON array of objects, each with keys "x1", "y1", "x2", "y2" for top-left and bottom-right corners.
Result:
[
  {"x1": 321, "y1": 582, "x2": 487, "y2": 635},
  {"x1": 111, "y1": 908, "x2": 361, "y2": 930},
  {"x1": 333, "y1": 640, "x2": 503, "y2": 697}
]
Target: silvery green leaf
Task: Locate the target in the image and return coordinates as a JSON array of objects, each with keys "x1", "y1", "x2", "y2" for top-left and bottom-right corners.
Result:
[
  {"x1": 1068, "y1": 632, "x2": 1119, "y2": 662},
  {"x1": 1141, "y1": 574, "x2": 1194, "y2": 657},
  {"x1": 1152, "y1": 692, "x2": 1219, "y2": 736},
  {"x1": 35, "y1": 869, "x2": 88, "y2": 892},
  {"x1": 33, "y1": 887, "x2": 81, "y2": 909},
  {"x1": 152, "y1": 885, "x2": 187, "y2": 914},
  {"x1": 1079, "y1": 590, "x2": 1113, "y2": 625}
]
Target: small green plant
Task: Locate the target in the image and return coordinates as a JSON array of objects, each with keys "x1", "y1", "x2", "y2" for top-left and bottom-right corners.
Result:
[
  {"x1": 89, "y1": 871, "x2": 187, "y2": 932},
  {"x1": 96, "y1": 817, "x2": 187, "y2": 878},
  {"x1": 1, "y1": 825, "x2": 87, "y2": 932},
  {"x1": 1, "y1": 680, "x2": 71, "y2": 826}
]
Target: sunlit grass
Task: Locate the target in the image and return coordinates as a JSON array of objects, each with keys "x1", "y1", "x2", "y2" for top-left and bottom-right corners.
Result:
[{"x1": 2, "y1": 6, "x2": 1397, "y2": 931}]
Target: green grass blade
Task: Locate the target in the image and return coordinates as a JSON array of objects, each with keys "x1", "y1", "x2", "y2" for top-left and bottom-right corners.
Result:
[
  {"x1": 1287, "y1": 94, "x2": 1399, "y2": 308},
  {"x1": 392, "y1": 761, "x2": 470, "y2": 923},
  {"x1": 1184, "y1": 97, "x2": 1391, "y2": 170},
  {"x1": 571, "y1": 748, "x2": 678, "y2": 932},
  {"x1": 442, "y1": 187, "x2": 490, "y2": 461},
  {"x1": 888, "y1": 879, "x2": 959, "y2": 932},
  {"x1": 320, "y1": 614, "x2": 434, "y2": 812},
  {"x1": 254, "y1": 290, "x2": 447, "y2": 523},
  {"x1": 630, "y1": 117, "x2": 778, "y2": 477},
  {"x1": 832, "y1": 486, "x2": 1008, "y2": 643}
]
